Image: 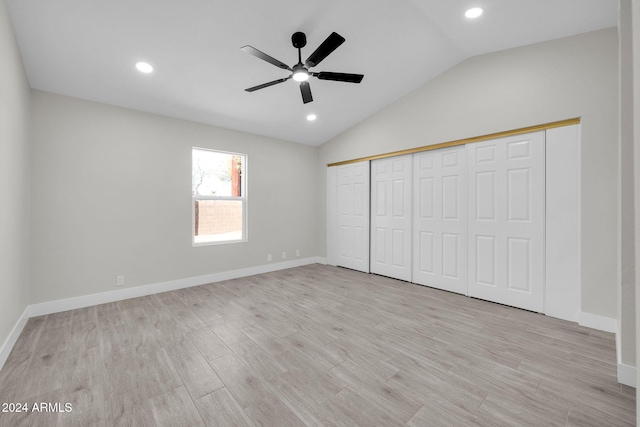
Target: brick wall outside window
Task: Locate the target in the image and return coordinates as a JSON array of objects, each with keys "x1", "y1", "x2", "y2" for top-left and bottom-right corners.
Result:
[{"x1": 194, "y1": 200, "x2": 242, "y2": 236}]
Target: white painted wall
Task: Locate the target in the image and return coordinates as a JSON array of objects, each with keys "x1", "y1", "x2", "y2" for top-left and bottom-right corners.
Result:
[
  {"x1": 319, "y1": 28, "x2": 619, "y2": 320},
  {"x1": 30, "y1": 91, "x2": 319, "y2": 304},
  {"x1": 0, "y1": 0, "x2": 31, "y2": 356}
]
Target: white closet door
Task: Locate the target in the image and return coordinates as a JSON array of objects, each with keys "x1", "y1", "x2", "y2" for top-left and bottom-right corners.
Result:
[
  {"x1": 326, "y1": 167, "x2": 338, "y2": 266},
  {"x1": 336, "y1": 161, "x2": 370, "y2": 273},
  {"x1": 413, "y1": 146, "x2": 468, "y2": 294},
  {"x1": 370, "y1": 155, "x2": 412, "y2": 281},
  {"x1": 468, "y1": 131, "x2": 545, "y2": 312}
]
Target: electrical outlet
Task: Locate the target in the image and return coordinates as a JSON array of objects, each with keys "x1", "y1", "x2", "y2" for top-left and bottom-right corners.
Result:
[
  {"x1": 267, "y1": 254, "x2": 272, "y2": 262},
  {"x1": 296, "y1": 249, "x2": 300, "y2": 257},
  {"x1": 116, "y1": 275, "x2": 124, "y2": 287},
  {"x1": 282, "y1": 252, "x2": 287, "y2": 259}
]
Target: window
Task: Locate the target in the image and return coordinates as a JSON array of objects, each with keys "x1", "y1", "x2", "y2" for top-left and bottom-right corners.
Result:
[{"x1": 192, "y1": 148, "x2": 246, "y2": 245}]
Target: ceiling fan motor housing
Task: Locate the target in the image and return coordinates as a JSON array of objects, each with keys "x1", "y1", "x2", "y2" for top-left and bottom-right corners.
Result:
[{"x1": 292, "y1": 32, "x2": 307, "y2": 49}]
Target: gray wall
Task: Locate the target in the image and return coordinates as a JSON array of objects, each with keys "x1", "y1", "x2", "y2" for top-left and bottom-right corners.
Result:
[
  {"x1": 632, "y1": 0, "x2": 640, "y2": 419},
  {"x1": 319, "y1": 28, "x2": 620, "y2": 320},
  {"x1": 0, "y1": 0, "x2": 31, "y2": 352},
  {"x1": 620, "y1": 0, "x2": 636, "y2": 369},
  {"x1": 30, "y1": 91, "x2": 319, "y2": 304}
]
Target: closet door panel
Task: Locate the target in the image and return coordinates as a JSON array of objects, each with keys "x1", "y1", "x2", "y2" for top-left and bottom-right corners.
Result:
[
  {"x1": 336, "y1": 161, "x2": 370, "y2": 273},
  {"x1": 412, "y1": 146, "x2": 468, "y2": 294},
  {"x1": 467, "y1": 132, "x2": 544, "y2": 312},
  {"x1": 370, "y1": 155, "x2": 412, "y2": 281}
]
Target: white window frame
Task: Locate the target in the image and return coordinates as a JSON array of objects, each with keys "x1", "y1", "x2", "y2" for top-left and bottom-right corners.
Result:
[{"x1": 192, "y1": 147, "x2": 247, "y2": 246}]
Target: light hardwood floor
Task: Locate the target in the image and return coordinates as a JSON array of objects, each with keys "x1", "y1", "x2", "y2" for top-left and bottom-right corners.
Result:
[{"x1": 0, "y1": 264, "x2": 635, "y2": 426}]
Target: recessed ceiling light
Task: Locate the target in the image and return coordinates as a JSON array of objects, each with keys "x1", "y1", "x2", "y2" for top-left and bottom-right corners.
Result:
[
  {"x1": 465, "y1": 7, "x2": 484, "y2": 19},
  {"x1": 307, "y1": 114, "x2": 317, "y2": 121},
  {"x1": 135, "y1": 61, "x2": 153, "y2": 73}
]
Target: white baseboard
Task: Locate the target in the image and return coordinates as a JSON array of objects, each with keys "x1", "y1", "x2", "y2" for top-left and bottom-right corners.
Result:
[
  {"x1": 578, "y1": 312, "x2": 618, "y2": 333},
  {"x1": 28, "y1": 257, "x2": 324, "y2": 317},
  {"x1": 617, "y1": 363, "x2": 637, "y2": 388},
  {"x1": 584, "y1": 311, "x2": 636, "y2": 388},
  {"x1": 615, "y1": 328, "x2": 637, "y2": 388},
  {"x1": 545, "y1": 308, "x2": 579, "y2": 324},
  {"x1": 0, "y1": 307, "x2": 30, "y2": 371}
]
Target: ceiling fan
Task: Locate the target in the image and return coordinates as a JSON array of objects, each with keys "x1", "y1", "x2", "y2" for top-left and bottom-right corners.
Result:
[{"x1": 241, "y1": 32, "x2": 364, "y2": 104}]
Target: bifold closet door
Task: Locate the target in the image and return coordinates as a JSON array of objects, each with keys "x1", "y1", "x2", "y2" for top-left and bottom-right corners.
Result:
[
  {"x1": 336, "y1": 161, "x2": 370, "y2": 273},
  {"x1": 467, "y1": 131, "x2": 545, "y2": 312},
  {"x1": 370, "y1": 155, "x2": 412, "y2": 281},
  {"x1": 412, "y1": 147, "x2": 468, "y2": 294}
]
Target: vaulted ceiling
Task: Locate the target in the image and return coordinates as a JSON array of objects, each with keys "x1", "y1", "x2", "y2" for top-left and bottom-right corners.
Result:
[{"x1": 7, "y1": 0, "x2": 617, "y2": 146}]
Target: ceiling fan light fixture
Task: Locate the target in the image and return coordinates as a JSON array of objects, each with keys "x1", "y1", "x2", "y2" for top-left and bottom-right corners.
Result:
[
  {"x1": 293, "y1": 69, "x2": 309, "y2": 82},
  {"x1": 465, "y1": 7, "x2": 484, "y2": 19},
  {"x1": 135, "y1": 61, "x2": 153, "y2": 73}
]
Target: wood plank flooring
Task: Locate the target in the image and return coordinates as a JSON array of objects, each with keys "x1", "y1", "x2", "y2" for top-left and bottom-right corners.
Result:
[{"x1": 0, "y1": 264, "x2": 635, "y2": 426}]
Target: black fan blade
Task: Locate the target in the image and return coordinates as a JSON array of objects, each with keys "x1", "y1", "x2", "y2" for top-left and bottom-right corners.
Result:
[
  {"x1": 245, "y1": 77, "x2": 290, "y2": 92},
  {"x1": 304, "y1": 32, "x2": 345, "y2": 68},
  {"x1": 300, "y1": 82, "x2": 313, "y2": 104},
  {"x1": 241, "y1": 46, "x2": 292, "y2": 71},
  {"x1": 315, "y1": 72, "x2": 364, "y2": 83}
]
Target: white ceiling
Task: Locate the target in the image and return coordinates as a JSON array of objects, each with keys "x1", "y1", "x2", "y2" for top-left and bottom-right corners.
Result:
[{"x1": 7, "y1": 0, "x2": 617, "y2": 146}]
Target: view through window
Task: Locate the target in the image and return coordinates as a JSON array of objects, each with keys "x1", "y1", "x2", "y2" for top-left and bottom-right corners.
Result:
[{"x1": 192, "y1": 148, "x2": 246, "y2": 244}]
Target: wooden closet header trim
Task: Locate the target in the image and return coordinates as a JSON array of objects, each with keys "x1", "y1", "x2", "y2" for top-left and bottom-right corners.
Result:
[{"x1": 327, "y1": 117, "x2": 581, "y2": 167}]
